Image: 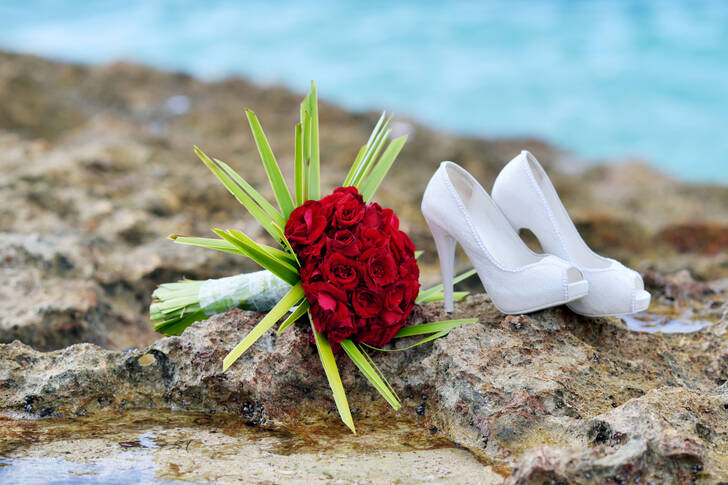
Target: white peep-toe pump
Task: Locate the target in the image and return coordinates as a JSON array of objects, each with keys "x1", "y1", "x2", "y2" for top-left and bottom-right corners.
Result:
[
  {"x1": 491, "y1": 150, "x2": 651, "y2": 317},
  {"x1": 421, "y1": 161, "x2": 589, "y2": 314}
]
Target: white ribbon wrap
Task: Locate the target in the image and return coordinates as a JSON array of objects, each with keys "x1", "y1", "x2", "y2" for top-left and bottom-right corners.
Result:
[{"x1": 198, "y1": 270, "x2": 291, "y2": 316}]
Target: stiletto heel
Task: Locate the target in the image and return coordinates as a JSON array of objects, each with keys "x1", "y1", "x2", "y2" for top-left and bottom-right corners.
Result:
[
  {"x1": 425, "y1": 217, "x2": 456, "y2": 312},
  {"x1": 492, "y1": 150, "x2": 650, "y2": 316},
  {"x1": 421, "y1": 161, "x2": 589, "y2": 315}
]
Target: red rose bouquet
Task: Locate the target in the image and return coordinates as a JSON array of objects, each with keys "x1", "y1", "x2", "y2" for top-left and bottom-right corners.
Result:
[
  {"x1": 287, "y1": 187, "x2": 420, "y2": 348},
  {"x1": 151, "y1": 83, "x2": 476, "y2": 432}
]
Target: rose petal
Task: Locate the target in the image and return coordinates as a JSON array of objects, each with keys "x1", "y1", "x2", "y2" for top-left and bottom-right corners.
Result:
[{"x1": 318, "y1": 291, "x2": 338, "y2": 311}]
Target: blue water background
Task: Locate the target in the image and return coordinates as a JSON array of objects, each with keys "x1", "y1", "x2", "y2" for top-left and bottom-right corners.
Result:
[{"x1": 1, "y1": 0, "x2": 726, "y2": 182}]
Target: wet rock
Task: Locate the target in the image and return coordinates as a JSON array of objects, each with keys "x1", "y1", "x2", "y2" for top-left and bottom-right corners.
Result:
[
  {"x1": 0, "y1": 409, "x2": 503, "y2": 484},
  {"x1": 2, "y1": 296, "x2": 727, "y2": 479}
]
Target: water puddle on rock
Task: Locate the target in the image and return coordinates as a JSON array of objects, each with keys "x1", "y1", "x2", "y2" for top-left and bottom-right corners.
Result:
[
  {"x1": 622, "y1": 311, "x2": 715, "y2": 333},
  {"x1": 0, "y1": 410, "x2": 502, "y2": 484}
]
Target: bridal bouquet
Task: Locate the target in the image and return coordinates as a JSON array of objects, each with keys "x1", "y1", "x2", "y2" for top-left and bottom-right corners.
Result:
[{"x1": 150, "y1": 83, "x2": 475, "y2": 432}]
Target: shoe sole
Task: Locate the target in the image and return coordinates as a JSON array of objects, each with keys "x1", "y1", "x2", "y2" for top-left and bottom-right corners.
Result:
[{"x1": 566, "y1": 290, "x2": 652, "y2": 318}]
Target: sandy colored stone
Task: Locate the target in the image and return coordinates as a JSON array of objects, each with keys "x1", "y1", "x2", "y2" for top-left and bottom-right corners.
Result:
[{"x1": 1, "y1": 288, "x2": 726, "y2": 481}]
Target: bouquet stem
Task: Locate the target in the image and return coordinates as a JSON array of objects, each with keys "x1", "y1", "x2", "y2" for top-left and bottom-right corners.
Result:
[{"x1": 151, "y1": 270, "x2": 290, "y2": 335}]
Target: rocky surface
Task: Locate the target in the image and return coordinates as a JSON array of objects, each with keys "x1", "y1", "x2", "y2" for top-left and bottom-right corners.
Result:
[
  {"x1": 2, "y1": 278, "x2": 727, "y2": 482},
  {"x1": 0, "y1": 409, "x2": 504, "y2": 484},
  {"x1": 0, "y1": 50, "x2": 727, "y2": 483}
]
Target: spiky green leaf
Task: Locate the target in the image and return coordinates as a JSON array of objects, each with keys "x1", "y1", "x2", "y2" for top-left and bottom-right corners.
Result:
[
  {"x1": 359, "y1": 136, "x2": 408, "y2": 201},
  {"x1": 353, "y1": 126, "x2": 391, "y2": 188},
  {"x1": 416, "y1": 290, "x2": 469, "y2": 304},
  {"x1": 214, "y1": 229, "x2": 300, "y2": 285},
  {"x1": 311, "y1": 320, "x2": 356, "y2": 433},
  {"x1": 214, "y1": 158, "x2": 285, "y2": 227},
  {"x1": 277, "y1": 300, "x2": 310, "y2": 334},
  {"x1": 169, "y1": 235, "x2": 245, "y2": 256},
  {"x1": 245, "y1": 109, "x2": 295, "y2": 217},
  {"x1": 362, "y1": 330, "x2": 450, "y2": 352},
  {"x1": 306, "y1": 81, "x2": 320, "y2": 199},
  {"x1": 394, "y1": 318, "x2": 478, "y2": 338},
  {"x1": 194, "y1": 146, "x2": 280, "y2": 240},
  {"x1": 222, "y1": 282, "x2": 304, "y2": 371},
  {"x1": 294, "y1": 123, "x2": 304, "y2": 206},
  {"x1": 340, "y1": 340, "x2": 401, "y2": 410}
]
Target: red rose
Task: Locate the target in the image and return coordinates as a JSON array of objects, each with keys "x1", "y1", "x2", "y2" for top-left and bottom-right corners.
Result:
[
  {"x1": 288, "y1": 186, "x2": 420, "y2": 348},
  {"x1": 333, "y1": 194, "x2": 365, "y2": 228},
  {"x1": 357, "y1": 319, "x2": 402, "y2": 348},
  {"x1": 380, "y1": 324, "x2": 403, "y2": 346},
  {"x1": 300, "y1": 261, "x2": 324, "y2": 284},
  {"x1": 298, "y1": 236, "x2": 326, "y2": 262},
  {"x1": 389, "y1": 228, "x2": 416, "y2": 260},
  {"x1": 357, "y1": 226, "x2": 389, "y2": 250},
  {"x1": 323, "y1": 253, "x2": 361, "y2": 290},
  {"x1": 328, "y1": 311, "x2": 355, "y2": 343},
  {"x1": 319, "y1": 186, "x2": 362, "y2": 219},
  {"x1": 326, "y1": 230, "x2": 360, "y2": 257},
  {"x1": 362, "y1": 202, "x2": 386, "y2": 229},
  {"x1": 355, "y1": 319, "x2": 383, "y2": 346},
  {"x1": 382, "y1": 208, "x2": 398, "y2": 230},
  {"x1": 333, "y1": 186, "x2": 364, "y2": 203},
  {"x1": 352, "y1": 287, "x2": 383, "y2": 318},
  {"x1": 398, "y1": 256, "x2": 420, "y2": 281},
  {"x1": 302, "y1": 281, "x2": 347, "y2": 312},
  {"x1": 381, "y1": 310, "x2": 403, "y2": 327},
  {"x1": 361, "y1": 247, "x2": 397, "y2": 290},
  {"x1": 385, "y1": 281, "x2": 417, "y2": 314},
  {"x1": 285, "y1": 200, "x2": 327, "y2": 247},
  {"x1": 354, "y1": 316, "x2": 372, "y2": 333},
  {"x1": 311, "y1": 302, "x2": 354, "y2": 343}
]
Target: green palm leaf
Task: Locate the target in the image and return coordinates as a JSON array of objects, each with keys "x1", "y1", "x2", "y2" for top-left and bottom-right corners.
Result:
[
  {"x1": 311, "y1": 320, "x2": 356, "y2": 433},
  {"x1": 394, "y1": 318, "x2": 478, "y2": 338},
  {"x1": 168, "y1": 235, "x2": 246, "y2": 256},
  {"x1": 303, "y1": 81, "x2": 321, "y2": 200},
  {"x1": 222, "y1": 282, "x2": 304, "y2": 371},
  {"x1": 359, "y1": 344, "x2": 400, "y2": 402},
  {"x1": 300, "y1": 109, "x2": 311, "y2": 200},
  {"x1": 294, "y1": 123, "x2": 304, "y2": 206},
  {"x1": 352, "y1": 117, "x2": 392, "y2": 188},
  {"x1": 362, "y1": 330, "x2": 449, "y2": 352},
  {"x1": 345, "y1": 112, "x2": 389, "y2": 187},
  {"x1": 214, "y1": 229, "x2": 300, "y2": 285},
  {"x1": 194, "y1": 146, "x2": 281, "y2": 240},
  {"x1": 245, "y1": 110, "x2": 295, "y2": 218},
  {"x1": 416, "y1": 290, "x2": 469, "y2": 303},
  {"x1": 276, "y1": 300, "x2": 310, "y2": 334},
  {"x1": 214, "y1": 158, "x2": 285, "y2": 227},
  {"x1": 359, "y1": 136, "x2": 408, "y2": 201},
  {"x1": 340, "y1": 340, "x2": 401, "y2": 410},
  {"x1": 361, "y1": 318, "x2": 478, "y2": 352}
]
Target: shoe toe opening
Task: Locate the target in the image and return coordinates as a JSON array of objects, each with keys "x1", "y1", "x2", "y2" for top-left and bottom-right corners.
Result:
[{"x1": 567, "y1": 267, "x2": 583, "y2": 283}]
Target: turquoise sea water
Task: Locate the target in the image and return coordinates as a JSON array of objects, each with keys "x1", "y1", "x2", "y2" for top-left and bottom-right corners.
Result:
[{"x1": 1, "y1": 1, "x2": 726, "y2": 181}]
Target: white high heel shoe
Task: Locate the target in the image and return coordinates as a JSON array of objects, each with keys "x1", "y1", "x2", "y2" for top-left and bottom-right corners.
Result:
[
  {"x1": 421, "y1": 161, "x2": 589, "y2": 314},
  {"x1": 492, "y1": 150, "x2": 651, "y2": 317}
]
